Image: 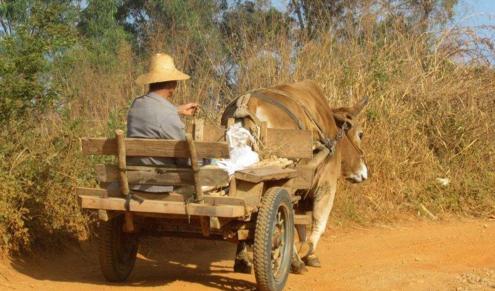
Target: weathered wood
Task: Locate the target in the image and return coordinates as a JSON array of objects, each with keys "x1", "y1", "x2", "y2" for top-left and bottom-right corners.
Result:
[
  {"x1": 294, "y1": 214, "x2": 312, "y2": 226},
  {"x1": 193, "y1": 119, "x2": 204, "y2": 141},
  {"x1": 194, "y1": 119, "x2": 226, "y2": 142},
  {"x1": 306, "y1": 147, "x2": 330, "y2": 168},
  {"x1": 266, "y1": 179, "x2": 295, "y2": 195},
  {"x1": 186, "y1": 133, "x2": 209, "y2": 236},
  {"x1": 203, "y1": 122, "x2": 226, "y2": 142},
  {"x1": 78, "y1": 195, "x2": 246, "y2": 217},
  {"x1": 98, "y1": 178, "x2": 110, "y2": 221},
  {"x1": 81, "y1": 138, "x2": 229, "y2": 158},
  {"x1": 95, "y1": 164, "x2": 229, "y2": 187},
  {"x1": 115, "y1": 130, "x2": 134, "y2": 232},
  {"x1": 186, "y1": 133, "x2": 203, "y2": 202},
  {"x1": 228, "y1": 177, "x2": 237, "y2": 196},
  {"x1": 264, "y1": 128, "x2": 313, "y2": 159},
  {"x1": 235, "y1": 167, "x2": 297, "y2": 184},
  {"x1": 115, "y1": 130, "x2": 130, "y2": 196},
  {"x1": 292, "y1": 166, "x2": 314, "y2": 189},
  {"x1": 77, "y1": 187, "x2": 248, "y2": 207},
  {"x1": 292, "y1": 148, "x2": 329, "y2": 189},
  {"x1": 234, "y1": 181, "x2": 264, "y2": 208}
]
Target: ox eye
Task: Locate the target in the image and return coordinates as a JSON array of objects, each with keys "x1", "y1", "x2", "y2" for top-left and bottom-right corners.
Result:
[{"x1": 358, "y1": 132, "x2": 364, "y2": 139}]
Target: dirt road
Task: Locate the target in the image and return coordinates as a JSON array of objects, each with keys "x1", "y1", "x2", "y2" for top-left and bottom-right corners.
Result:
[{"x1": 1, "y1": 219, "x2": 494, "y2": 290}]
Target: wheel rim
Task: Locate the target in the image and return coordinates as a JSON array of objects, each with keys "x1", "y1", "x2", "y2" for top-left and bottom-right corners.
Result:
[{"x1": 271, "y1": 204, "x2": 290, "y2": 281}]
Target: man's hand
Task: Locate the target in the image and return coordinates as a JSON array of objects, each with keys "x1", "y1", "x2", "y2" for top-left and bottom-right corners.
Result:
[{"x1": 177, "y1": 103, "x2": 199, "y2": 116}]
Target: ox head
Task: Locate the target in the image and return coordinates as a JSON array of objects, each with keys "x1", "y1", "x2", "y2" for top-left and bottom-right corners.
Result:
[{"x1": 332, "y1": 97, "x2": 369, "y2": 183}]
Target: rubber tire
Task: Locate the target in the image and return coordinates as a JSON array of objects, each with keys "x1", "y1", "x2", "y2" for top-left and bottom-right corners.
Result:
[
  {"x1": 98, "y1": 215, "x2": 139, "y2": 282},
  {"x1": 254, "y1": 188, "x2": 294, "y2": 291}
]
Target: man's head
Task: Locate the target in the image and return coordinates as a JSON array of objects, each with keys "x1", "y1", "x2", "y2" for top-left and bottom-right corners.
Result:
[{"x1": 149, "y1": 81, "x2": 178, "y2": 99}]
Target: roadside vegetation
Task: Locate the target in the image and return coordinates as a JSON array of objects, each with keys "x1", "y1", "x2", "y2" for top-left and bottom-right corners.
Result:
[{"x1": 0, "y1": 0, "x2": 493, "y2": 254}]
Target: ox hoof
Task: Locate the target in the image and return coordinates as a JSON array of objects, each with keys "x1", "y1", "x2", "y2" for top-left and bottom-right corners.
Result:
[
  {"x1": 303, "y1": 254, "x2": 321, "y2": 268},
  {"x1": 234, "y1": 258, "x2": 253, "y2": 274},
  {"x1": 290, "y1": 259, "x2": 308, "y2": 274}
]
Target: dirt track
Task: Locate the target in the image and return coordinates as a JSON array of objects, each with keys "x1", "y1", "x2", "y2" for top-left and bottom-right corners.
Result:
[{"x1": 1, "y1": 219, "x2": 494, "y2": 290}]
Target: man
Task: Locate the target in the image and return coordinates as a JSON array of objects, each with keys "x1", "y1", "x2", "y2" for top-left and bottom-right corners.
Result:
[
  {"x1": 127, "y1": 53, "x2": 252, "y2": 274},
  {"x1": 127, "y1": 53, "x2": 198, "y2": 192}
]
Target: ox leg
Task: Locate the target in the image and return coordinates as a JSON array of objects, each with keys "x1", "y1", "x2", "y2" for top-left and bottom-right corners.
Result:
[
  {"x1": 307, "y1": 183, "x2": 336, "y2": 267},
  {"x1": 296, "y1": 224, "x2": 307, "y2": 243},
  {"x1": 291, "y1": 224, "x2": 311, "y2": 274},
  {"x1": 291, "y1": 243, "x2": 308, "y2": 274},
  {"x1": 295, "y1": 224, "x2": 313, "y2": 259},
  {"x1": 233, "y1": 241, "x2": 252, "y2": 274}
]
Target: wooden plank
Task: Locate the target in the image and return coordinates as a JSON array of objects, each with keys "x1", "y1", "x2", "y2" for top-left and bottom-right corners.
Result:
[
  {"x1": 306, "y1": 147, "x2": 330, "y2": 168},
  {"x1": 76, "y1": 187, "x2": 247, "y2": 206},
  {"x1": 292, "y1": 148, "x2": 329, "y2": 190},
  {"x1": 264, "y1": 128, "x2": 312, "y2": 159},
  {"x1": 95, "y1": 164, "x2": 229, "y2": 187},
  {"x1": 186, "y1": 133, "x2": 209, "y2": 236},
  {"x1": 228, "y1": 177, "x2": 237, "y2": 196},
  {"x1": 235, "y1": 167, "x2": 297, "y2": 183},
  {"x1": 115, "y1": 129, "x2": 134, "y2": 232},
  {"x1": 115, "y1": 130, "x2": 130, "y2": 197},
  {"x1": 292, "y1": 166, "x2": 314, "y2": 189},
  {"x1": 186, "y1": 133, "x2": 204, "y2": 202},
  {"x1": 193, "y1": 119, "x2": 204, "y2": 141},
  {"x1": 234, "y1": 181, "x2": 264, "y2": 208},
  {"x1": 295, "y1": 214, "x2": 312, "y2": 226},
  {"x1": 78, "y1": 195, "x2": 246, "y2": 217},
  {"x1": 81, "y1": 138, "x2": 229, "y2": 158},
  {"x1": 203, "y1": 122, "x2": 226, "y2": 142}
]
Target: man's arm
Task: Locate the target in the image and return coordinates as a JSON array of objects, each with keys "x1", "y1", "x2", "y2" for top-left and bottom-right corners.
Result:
[{"x1": 177, "y1": 102, "x2": 199, "y2": 116}]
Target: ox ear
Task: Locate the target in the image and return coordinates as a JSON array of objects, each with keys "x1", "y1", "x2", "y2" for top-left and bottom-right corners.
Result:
[
  {"x1": 349, "y1": 96, "x2": 369, "y2": 117},
  {"x1": 332, "y1": 96, "x2": 368, "y2": 129},
  {"x1": 332, "y1": 109, "x2": 353, "y2": 130}
]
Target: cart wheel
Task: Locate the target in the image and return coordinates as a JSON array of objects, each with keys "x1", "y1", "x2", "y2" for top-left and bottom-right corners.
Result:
[
  {"x1": 98, "y1": 214, "x2": 139, "y2": 282},
  {"x1": 254, "y1": 188, "x2": 294, "y2": 291}
]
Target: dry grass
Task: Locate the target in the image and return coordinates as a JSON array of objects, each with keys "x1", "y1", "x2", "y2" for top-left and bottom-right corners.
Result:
[
  {"x1": 1, "y1": 6, "x2": 494, "y2": 253},
  {"x1": 66, "y1": 17, "x2": 495, "y2": 224}
]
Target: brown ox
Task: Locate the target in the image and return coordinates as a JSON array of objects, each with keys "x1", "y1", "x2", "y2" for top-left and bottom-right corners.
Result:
[{"x1": 221, "y1": 80, "x2": 368, "y2": 270}]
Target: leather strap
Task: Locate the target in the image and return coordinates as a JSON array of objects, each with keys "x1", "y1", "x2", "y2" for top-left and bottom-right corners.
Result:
[{"x1": 250, "y1": 91, "x2": 306, "y2": 130}]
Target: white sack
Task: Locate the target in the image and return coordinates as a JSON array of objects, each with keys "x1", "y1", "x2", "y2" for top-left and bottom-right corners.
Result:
[{"x1": 213, "y1": 123, "x2": 259, "y2": 176}]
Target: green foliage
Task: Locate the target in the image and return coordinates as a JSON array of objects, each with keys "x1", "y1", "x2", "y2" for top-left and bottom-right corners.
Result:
[
  {"x1": 78, "y1": 0, "x2": 129, "y2": 69},
  {"x1": 0, "y1": 0, "x2": 78, "y2": 121}
]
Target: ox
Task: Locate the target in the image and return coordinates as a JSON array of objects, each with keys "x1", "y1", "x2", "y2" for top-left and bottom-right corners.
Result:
[{"x1": 221, "y1": 80, "x2": 368, "y2": 272}]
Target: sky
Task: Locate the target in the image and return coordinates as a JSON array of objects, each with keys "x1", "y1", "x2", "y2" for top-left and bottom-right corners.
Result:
[
  {"x1": 457, "y1": 0, "x2": 495, "y2": 28},
  {"x1": 271, "y1": 0, "x2": 495, "y2": 30}
]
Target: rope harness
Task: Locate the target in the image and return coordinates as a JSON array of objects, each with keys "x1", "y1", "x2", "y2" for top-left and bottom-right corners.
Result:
[{"x1": 230, "y1": 88, "x2": 350, "y2": 156}]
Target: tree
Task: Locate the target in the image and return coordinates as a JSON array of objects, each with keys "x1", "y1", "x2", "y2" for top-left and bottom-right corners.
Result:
[
  {"x1": 0, "y1": 0, "x2": 78, "y2": 120},
  {"x1": 77, "y1": 0, "x2": 129, "y2": 69}
]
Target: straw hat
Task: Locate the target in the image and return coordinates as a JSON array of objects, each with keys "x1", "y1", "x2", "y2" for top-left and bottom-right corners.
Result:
[{"x1": 135, "y1": 53, "x2": 190, "y2": 85}]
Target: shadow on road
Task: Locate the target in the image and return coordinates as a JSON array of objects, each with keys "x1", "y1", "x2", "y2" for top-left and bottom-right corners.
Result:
[{"x1": 11, "y1": 236, "x2": 256, "y2": 290}]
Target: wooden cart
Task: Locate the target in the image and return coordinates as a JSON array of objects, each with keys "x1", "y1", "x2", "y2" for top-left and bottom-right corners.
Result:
[{"x1": 77, "y1": 120, "x2": 328, "y2": 291}]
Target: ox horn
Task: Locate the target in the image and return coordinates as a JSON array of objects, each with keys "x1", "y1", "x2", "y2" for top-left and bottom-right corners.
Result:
[{"x1": 350, "y1": 96, "x2": 369, "y2": 116}]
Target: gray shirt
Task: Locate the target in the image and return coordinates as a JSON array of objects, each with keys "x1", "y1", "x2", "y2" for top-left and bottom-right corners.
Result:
[{"x1": 126, "y1": 92, "x2": 186, "y2": 192}]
